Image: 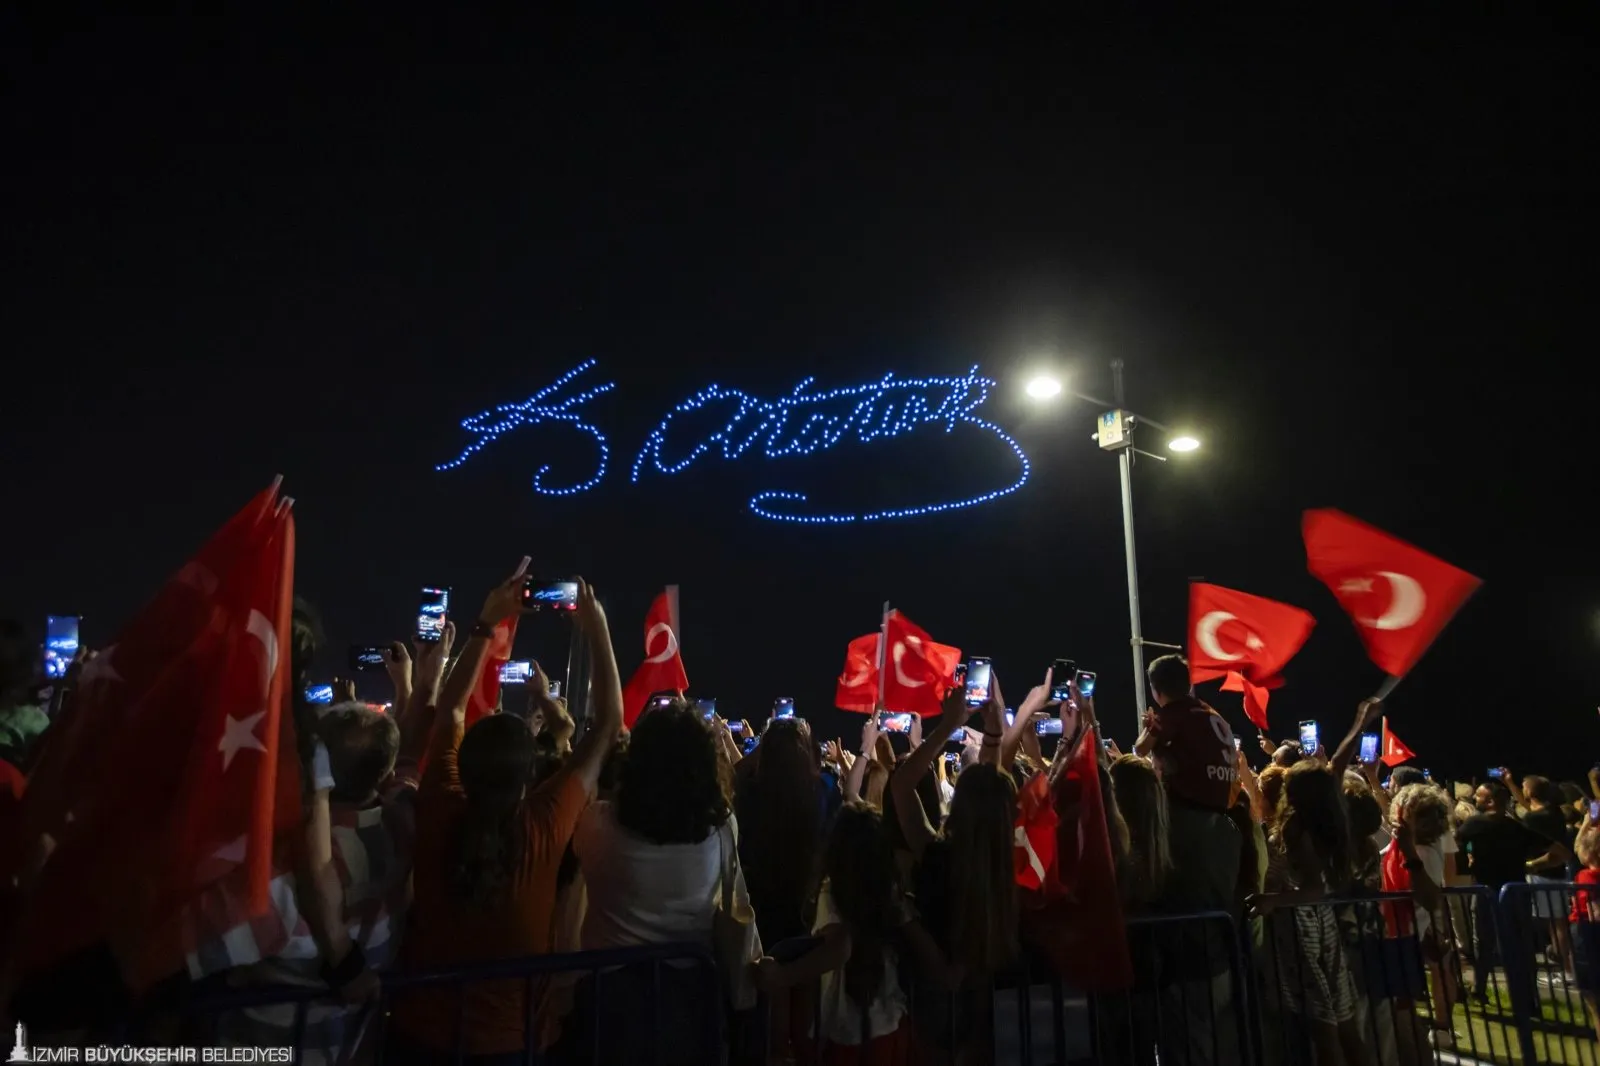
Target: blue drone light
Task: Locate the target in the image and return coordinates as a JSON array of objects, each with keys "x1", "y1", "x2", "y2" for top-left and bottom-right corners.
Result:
[{"x1": 436, "y1": 359, "x2": 616, "y2": 496}]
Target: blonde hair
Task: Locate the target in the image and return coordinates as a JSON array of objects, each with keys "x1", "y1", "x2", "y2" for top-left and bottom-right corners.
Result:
[
  {"x1": 1577, "y1": 825, "x2": 1600, "y2": 870},
  {"x1": 1392, "y1": 783, "x2": 1452, "y2": 847}
]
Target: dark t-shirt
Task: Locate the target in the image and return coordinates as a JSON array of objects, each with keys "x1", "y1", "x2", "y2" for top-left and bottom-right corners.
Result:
[
  {"x1": 1457, "y1": 813, "x2": 1548, "y2": 887},
  {"x1": 1146, "y1": 697, "x2": 1239, "y2": 812},
  {"x1": 1520, "y1": 806, "x2": 1575, "y2": 877}
]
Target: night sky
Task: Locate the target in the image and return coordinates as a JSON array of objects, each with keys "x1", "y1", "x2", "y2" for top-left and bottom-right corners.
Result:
[{"x1": 2, "y1": 12, "x2": 1592, "y2": 780}]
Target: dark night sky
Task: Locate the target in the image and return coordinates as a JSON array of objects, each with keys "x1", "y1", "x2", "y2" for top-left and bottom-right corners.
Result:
[{"x1": 1, "y1": 11, "x2": 1593, "y2": 779}]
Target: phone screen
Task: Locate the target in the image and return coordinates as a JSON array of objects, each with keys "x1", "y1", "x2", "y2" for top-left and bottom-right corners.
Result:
[
  {"x1": 1359, "y1": 733, "x2": 1379, "y2": 764},
  {"x1": 43, "y1": 615, "x2": 80, "y2": 679},
  {"x1": 1075, "y1": 670, "x2": 1097, "y2": 699},
  {"x1": 523, "y1": 578, "x2": 579, "y2": 612},
  {"x1": 1298, "y1": 720, "x2": 1319, "y2": 755},
  {"x1": 416, "y1": 587, "x2": 450, "y2": 643},
  {"x1": 741, "y1": 736, "x2": 760, "y2": 755},
  {"x1": 349, "y1": 645, "x2": 388, "y2": 672},
  {"x1": 944, "y1": 752, "x2": 961, "y2": 772},
  {"x1": 877, "y1": 711, "x2": 913, "y2": 734},
  {"x1": 1488, "y1": 767, "x2": 1503, "y2": 779},
  {"x1": 729, "y1": 720, "x2": 744, "y2": 735},
  {"x1": 1035, "y1": 717, "x2": 1064, "y2": 736},
  {"x1": 305, "y1": 683, "x2": 334, "y2": 705},
  {"x1": 1590, "y1": 801, "x2": 1599, "y2": 822},
  {"x1": 547, "y1": 679, "x2": 561, "y2": 699},
  {"x1": 647, "y1": 695, "x2": 675, "y2": 715},
  {"x1": 949, "y1": 727, "x2": 967, "y2": 744},
  {"x1": 773, "y1": 698, "x2": 796, "y2": 719},
  {"x1": 965, "y1": 657, "x2": 992, "y2": 706},
  {"x1": 1005, "y1": 710, "x2": 1015, "y2": 727},
  {"x1": 697, "y1": 698, "x2": 718, "y2": 721},
  {"x1": 499, "y1": 660, "x2": 533, "y2": 684},
  {"x1": 1050, "y1": 659, "x2": 1076, "y2": 701}
]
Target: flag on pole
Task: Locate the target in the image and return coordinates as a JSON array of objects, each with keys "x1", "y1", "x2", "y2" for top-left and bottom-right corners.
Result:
[
  {"x1": 1380, "y1": 716, "x2": 1416, "y2": 767},
  {"x1": 1303, "y1": 509, "x2": 1482, "y2": 678},
  {"x1": 879, "y1": 611, "x2": 961, "y2": 716},
  {"x1": 834, "y1": 633, "x2": 880, "y2": 713},
  {"x1": 1188, "y1": 582, "x2": 1316, "y2": 686}
]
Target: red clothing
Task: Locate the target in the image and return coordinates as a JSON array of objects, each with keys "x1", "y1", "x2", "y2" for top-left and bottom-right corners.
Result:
[
  {"x1": 1145, "y1": 697, "x2": 1239, "y2": 812},
  {"x1": 1571, "y1": 867, "x2": 1600, "y2": 924}
]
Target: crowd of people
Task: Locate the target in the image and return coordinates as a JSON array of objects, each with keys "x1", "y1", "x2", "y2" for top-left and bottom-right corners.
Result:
[{"x1": 0, "y1": 565, "x2": 1594, "y2": 1066}]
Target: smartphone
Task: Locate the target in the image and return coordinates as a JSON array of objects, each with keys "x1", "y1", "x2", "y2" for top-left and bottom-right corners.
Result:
[
  {"x1": 1075, "y1": 670, "x2": 1097, "y2": 699},
  {"x1": 1102, "y1": 738, "x2": 1115, "y2": 751},
  {"x1": 1590, "y1": 801, "x2": 1599, "y2": 822},
  {"x1": 1298, "y1": 719, "x2": 1319, "y2": 755},
  {"x1": 305, "y1": 683, "x2": 334, "y2": 705},
  {"x1": 1423, "y1": 769, "x2": 1432, "y2": 781},
  {"x1": 1359, "y1": 733, "x2": 1379, "y2": 764},
  {"x1": 952, "y1": 662, "x2": 968, "y2": 686},
  {"x1": 1486, "y1": 767, "x2": 1504, "y2": 780},
  {"x1": 499, "y1": 660, "x2": 533, "y2": 684},
  {"x1": 523, "y1": 577, "x2": 579, "y2": 612},
  {"x1": 877, "y1": 711, "x2": 914, "y2": 734},
  {"x1": 348, "y1": 645, "x2": 389, "y2": 672},
  {"x1": 43, "y1": 615, "x2": 81, "y2": 679},
  {"x1": 729, "y1": 720, "x2": 745, "y2": 735},
  {"x1": 944, "y1": 752, "x2": 961, "y2": 773},
  {"x1": 741, "y1": 736, "x2": 760, "y2": 755},
  {"x1": 949, "y1": 727, "x2": 968, "y2": 744},
  {"x1": 1050, "y1": 659, "x2": 1076, "y2": 701},
  {"x1": 965, "y1": 657, "x2": 992, "y2": 706},
  {"x1": 647, "y1": 694, "x2": 675, "y2": 714},
  {"x1": 1005, "y1": 710, "x2": 1015, "y2": 727},
  {"x1": 1035, "y1": 717, "x2": 1064, "y2": 736},
  {"x1": 773, "y1": 698, "x2": 796, "y2": 719},
  {"x1": 1235, "y1": 736, "x2": 1244, "y2": 751},
  {"x1": 697, "y1": 697, "x2": 718, "y2": 721},
  {"x1": 415, "y1": 587, "x2": 450, "y2": 643},
  {"x1": 547, "y1": 679, "x2": 562, "y2": 699}
]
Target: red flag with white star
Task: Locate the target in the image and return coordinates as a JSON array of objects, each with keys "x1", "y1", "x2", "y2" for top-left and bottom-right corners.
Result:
[
  {"x1": 1380, "y1": 716, "x2": 1417, "y2": 768},
  {"x1": 16, "y1": 482, "x2": 300, "y2": 987},
  {"x1": 621, "y1": 587, "x2": 689, "y2": 727},
  {"x1": 1188, "y1": 582, "x2": 1316, "y2": 687}
]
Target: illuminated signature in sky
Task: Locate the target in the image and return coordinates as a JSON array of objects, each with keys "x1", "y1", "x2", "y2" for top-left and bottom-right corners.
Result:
[{"x1": 438, "y1": 362, "x2": 1031, "y2": 523}]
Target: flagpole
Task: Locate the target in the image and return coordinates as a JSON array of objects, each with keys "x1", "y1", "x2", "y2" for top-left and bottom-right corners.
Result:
[
  {"x1": 876, "y1": 601, "x2": 890, "y2": 710},
  {"x1": 1373, "y1": 674, "x2": 1402, "y2": 701}
]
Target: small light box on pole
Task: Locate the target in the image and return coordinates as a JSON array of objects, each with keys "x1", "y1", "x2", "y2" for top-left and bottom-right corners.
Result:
[{"x1": 1098, "y1": 410, "x2": 1130, "y2": 451}]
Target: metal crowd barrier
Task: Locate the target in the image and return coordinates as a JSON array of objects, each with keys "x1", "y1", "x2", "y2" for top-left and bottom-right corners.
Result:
[
  {"x1": 154, "y1": 885, "x2": 1599, "y2": 1066},
  {"x1": 175, "y1": 940, "x2": 720, "y2": 1066}
]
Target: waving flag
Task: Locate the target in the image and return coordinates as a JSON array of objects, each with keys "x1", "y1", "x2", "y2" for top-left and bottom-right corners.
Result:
[
  {"x1": 1188, "y1": 582, "x2": 1315, "y2": 686},
  {"x1": 1303, "y1": 509, "x2": 1481, "y2": 678},
  {"x1": 879, "y1": 611, "x2": 961, "y2": 717},
  {"x1": 1221, "y1": 670, "x2": 1272, "y2": 731},
  {"x1": 1013, "y1": 771, "x2": 1060, "y2": 892},
  {"x1": 17, "y1": 482, "x2": 300, "y2": 988},
  {"x1": 464, "y1": 617, "x2": 519, "y2": 726},
  {"x1": 834, "y1": 633, "x2": 880, "y2": 713},
  {"x1": 1380, "y1": 717, "x2": 1417, "y2": 767},
  {"x1": 621, "y1": 587, "x2": 688, "y2": 727}
]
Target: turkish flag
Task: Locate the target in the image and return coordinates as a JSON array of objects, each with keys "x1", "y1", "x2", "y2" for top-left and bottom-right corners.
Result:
[
  {"x1": 1303, "y1": 509, "x2": 1482, "y2": 678},
  {"x1": 17, "y1": 482, "x2": 300, "y2": 987},
  {"x1": 1188, "y1": 582, "x2": 1316, "y2": 687},
  {"x1": 621, "y1": 587, "x2": 688, "y2": 728},
  {"x1": 1380, "y1": 716, "x2": 1416, "y2": 767},
  {"x1": 834, "y1": 632, "x2": 880, "y2": 713},
  {"x1": 1013, "y1": 771, "x2": 1060, "y2": 892},
  {"x1": 1221, "y1": 670, "x2": 1272, "y2": 732},
  {"x1": 880, "y1": 611, "x2": 961, "y2": 717},
  {"x1": 1018, "y1": 727, "x2": 1132, "y2": 992},
  {"x1": 464, "y1": 617, "x2": 519, "y2": 727}
]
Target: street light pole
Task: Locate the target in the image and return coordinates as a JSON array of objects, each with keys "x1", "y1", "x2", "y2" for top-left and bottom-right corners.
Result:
[{"x1": 1110, "y1": 360, "x2": 1147, "y2": 734}]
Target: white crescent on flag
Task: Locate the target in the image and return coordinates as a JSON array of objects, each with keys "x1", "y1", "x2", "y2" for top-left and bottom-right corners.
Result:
[
  {"x1": 1195, "y1": 611, "x2": 1243, "y2": 661},
  {"x1": 644, "y1": 622, "x2": 679, "y2": 663},
  {"x1": 1363, "y1": 571, "x2": 1426, "y2": 631},
  {"x1": 893, "y1": 639, "x2": 925, "y2": 687}
]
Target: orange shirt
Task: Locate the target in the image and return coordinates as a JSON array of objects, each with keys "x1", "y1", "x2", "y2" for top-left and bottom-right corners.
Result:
[{"x1": 394, "y1": 720, "x2": 589, "y2": 1055}]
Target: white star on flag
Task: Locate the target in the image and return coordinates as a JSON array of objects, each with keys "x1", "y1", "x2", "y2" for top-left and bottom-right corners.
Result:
[
  {"x1": 1245, "y1": 633, "x2": 1264, "y2": 651},
  {"x1": 1339, "y1": 578, "x2": 1374, "y2": 594},
  {"x1": 218, "y1": 711, "x2": 267, "y2": 770}
]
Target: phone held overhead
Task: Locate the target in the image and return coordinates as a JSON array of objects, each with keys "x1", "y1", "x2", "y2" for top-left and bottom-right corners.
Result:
[
  {"x1": 964, "y1": 657, "x2": 992, "y2": 707},
  {"x1": 772, "y1": 698, "x2": 796, "y2": 719},
  {"x1": 43, "y1": 615, "x2": 81, "y2": 679},
  {"x1": 348, "y1": 645, "x2": 391, "y2": 672},
  {"x1": 1050, "y1": 660, "x2": 1076, "y2": 702},
  {"x1": 1359, "y1": 733, "x2": 1380, "y2": 764},
  {"x1": 415, "y1": 587, "x2": 450, "y2": 643},
  {"x1": 523, "y1": 577, "x2": 579, "y2": 612},
  {"x1": 499, "y1": 660, "x2": 533, "y2": 684},
  {"x1": 876, "y1": 711, "x2": 914, "y2": 734},
  {"x1": 1298, "y1": 719, "x2": 1319, "y2": 755}
]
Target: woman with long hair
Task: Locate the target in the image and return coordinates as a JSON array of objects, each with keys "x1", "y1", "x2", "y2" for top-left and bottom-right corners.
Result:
[
  {"x1": 1109, "y1": 754, "x2": 1173, "y2": 911},
  {"x1": 395, "y1": 571, "x2": 623, "y2": 1063},
  {"x1": 757, "y1": 803, "x2": 940, "y2": 1064},
  {"x1": 1249, "y1": 761, "x2": 1372, "y2": 1066},
  {"x1": 735, "y1": 716, "x2": 826, "y2": 946}
]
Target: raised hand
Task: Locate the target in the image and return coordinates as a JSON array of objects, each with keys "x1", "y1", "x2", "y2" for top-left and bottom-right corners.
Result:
[
  {"x1": 1018, "y1": 668, "x2": 1054, "y2": 720},
  {"x1": 384, "y1": 641, "x2": 412, "y2": 691},
  {"x1": 1257, "y1": 734, "x2": 1276, "y2": 756},
  {"x1": 572, "y1": 578, "x2": 607, "y2": 636},
  {"x1": 478, "y1": 558, "x2": 533, "y2": 627},
  {"x1": 332, "y1": 677, "x2": 357, "y2": 704},
  {"x1": 909, "y1": 712, "x2": 923, "y2": 747},
  {"x1": 938, "y1": 684, "x2": 967, "y2": 729},
  {"x1": 415, "y1": 621, "x2": 455, "y2": 684},
  {"x1": 860, "y1": 713, "x2": 882, "y2": 754},
  {"x1": 530, "y1": 658, "x2": 551, "y2": 698}
]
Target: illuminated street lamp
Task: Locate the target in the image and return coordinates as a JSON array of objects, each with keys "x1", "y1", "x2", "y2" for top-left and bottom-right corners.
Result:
[{"x1": 1024, "y1": 360, "x2": 1199, "y2": 734}]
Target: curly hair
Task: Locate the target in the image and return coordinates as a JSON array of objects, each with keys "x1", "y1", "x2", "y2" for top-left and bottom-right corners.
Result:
[
  {"x1": 615, "y1": 698, "x2": 730, "y2": 845},
  {"x1": 1276, "y1": 761, "x2": 1355, "y2": 893},
  {"x1": 1392, "y1": 783, "x2": 1452, "y2": 847},
  {"x1": 450, "y1": 714, "x2": 537, "y2": 908},
  {"x1": 1577, "y1": 825, "x2": 1600, "y2": 870}
]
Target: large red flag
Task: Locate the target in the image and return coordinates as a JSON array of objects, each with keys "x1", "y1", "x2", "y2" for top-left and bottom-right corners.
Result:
[
  {"x1": 834, "y1": 632, "x2": 880, "y2": 713},
  {"x1": 18, "y1": 483, "x2": 299, "y2": 987},
  {"x1": 1303, "y1": 509, "x2": 1482, "y2": 678},
  {"x1": 1221, "y1": 670, "x2": 1272, "y2": 732},
  {"x1": 1018, "y1": 727, "x2": 1132, "y2": 992},
  {"x1": 464, "y1": 617, "x2": 519, "y2": 727},
  {"x1": 621, "y1": 587, "x2": 688, "y2": 727},
  {"x1": 1188, "y1": 582, "x2": 1315, "y2": 686},
  {"x1": 1013, "y1": 771, "x2": 1060, "y2": 892},
  {"x1": 879, "y1": 611, "x2": 961, "y2": 717},
  {"x1": 1380, "y1": 716, "x2": 1416, "y2": 767}
]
